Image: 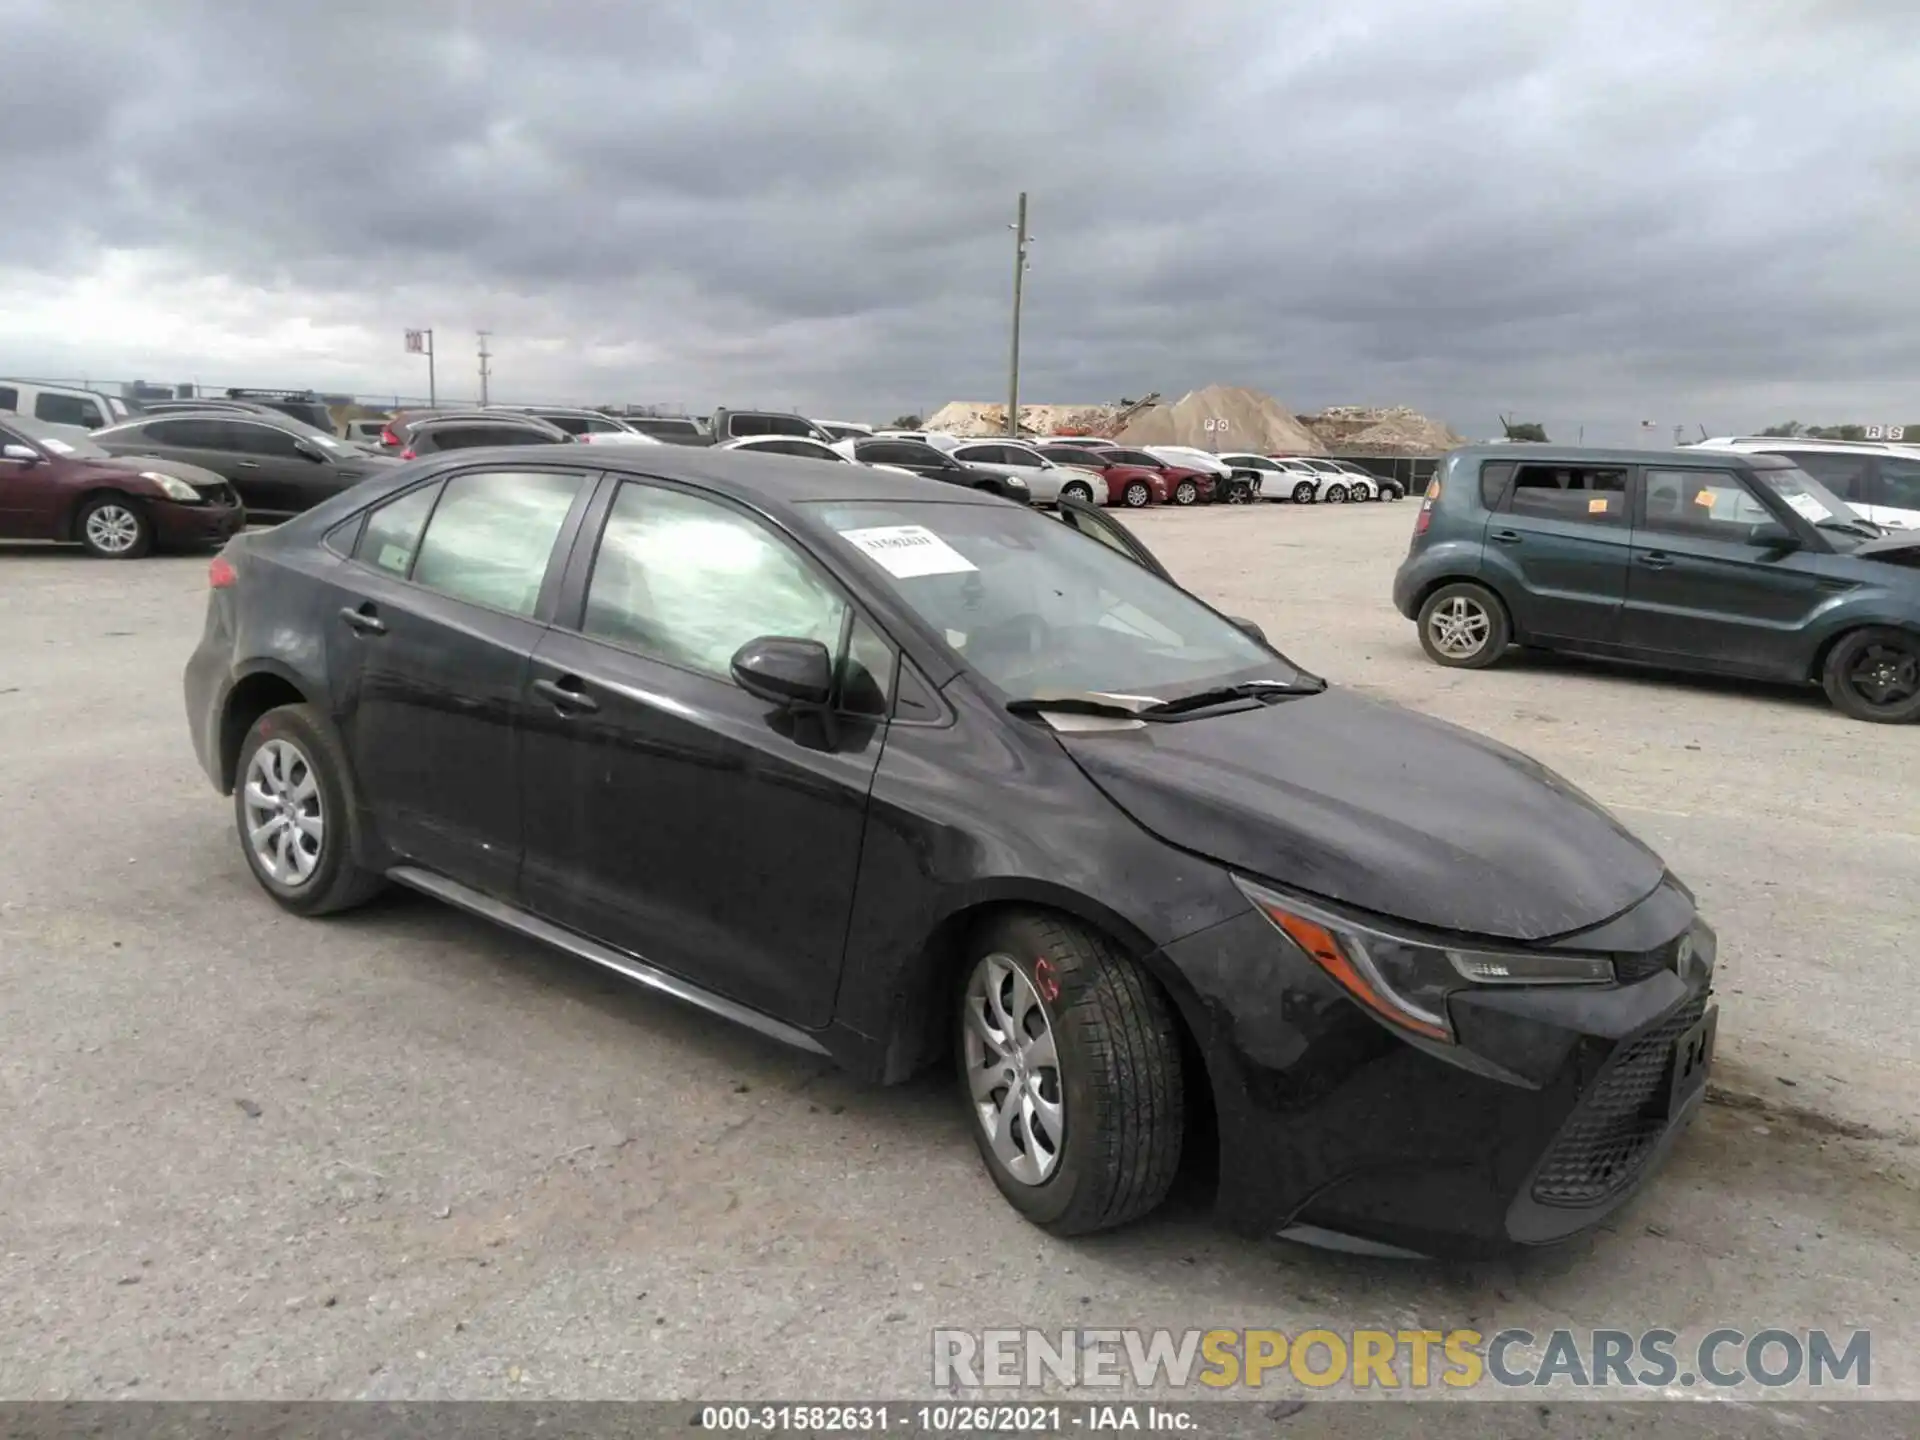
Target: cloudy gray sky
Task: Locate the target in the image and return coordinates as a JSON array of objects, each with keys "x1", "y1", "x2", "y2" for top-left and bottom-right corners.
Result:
[{"x1": 4, "y1": 0, "x2": 1916, "y2": 442}]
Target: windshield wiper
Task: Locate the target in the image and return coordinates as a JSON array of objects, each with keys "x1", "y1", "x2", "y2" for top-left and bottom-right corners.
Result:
[
  {"x1": 1140, "y1": 677, "x2": 1327, "y2": 715},
  {"x1": 1005, "y1": 691, "x2": 1165, "y2": 718},
  {"x1": 1817, "y1": 518, "x2": 1885, "y2": 538}
]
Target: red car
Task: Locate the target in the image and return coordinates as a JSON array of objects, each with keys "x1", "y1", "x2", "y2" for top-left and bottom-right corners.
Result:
[
  {"x1": 0, "y1": 412, "x2": 244, "y2": 558},
  {"x1": 1097, "y1": 446, "x2": 1217, "y2": 506},
  {"x1": 1035, "y1": 444, "x2": 1170, "y2": 508}
]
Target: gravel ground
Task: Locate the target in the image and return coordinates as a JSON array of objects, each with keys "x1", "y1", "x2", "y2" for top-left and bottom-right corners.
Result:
[{"x1": 0, "y1": 504, "x2": 1914, "y2": 1416}]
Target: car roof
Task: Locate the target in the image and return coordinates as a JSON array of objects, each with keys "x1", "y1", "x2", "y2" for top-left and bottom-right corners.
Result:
[
  {"x1": 1696, "y1": 436, "x2": 1908, "y2": 456},
  {"x1": 1447, "y1": 443, "x2": 1798, "y2": 468}
]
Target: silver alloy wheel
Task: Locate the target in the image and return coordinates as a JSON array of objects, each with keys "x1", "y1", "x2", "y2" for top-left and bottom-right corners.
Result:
[
  {"x1": 243, "y1": 738, "x2": 325, "y2": 886},
  {"x1": 963, "y1": 953, "x2": 1065, "y2": 1186},
  {"x1": 84, "y1": 504, "x2": 142, "y2": 554},
  {"x1": 1174, "y1": 480, "x2": 1198, "y2": 505},
  {"x1": 1291, "y1": 480, "x2": 1316, "y2": 504},
  {"x1": 1428, "y1": 594, "x2": 1492, "y2": 659},
  {"x1": 1324, "y1": 484, "x2": 1348, "y2": 504},
  {"x1": 1124, "y1": 482, "x2": 1150, "y2": 507},
  {"x1": 1063, "y1": 483, "x2": 1094, "y2": 504}
]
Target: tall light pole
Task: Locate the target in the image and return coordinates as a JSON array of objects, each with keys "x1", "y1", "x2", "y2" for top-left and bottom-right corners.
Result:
[
  {"x1": 1006, "y1": 192, "x2": 1031, "y2": 438},
  {"x1": 405, "y1": 329, "x2": 436, "y2": 407},
  {"x1": 478, "y1": 331, "x2": 493, "y2": 407}
]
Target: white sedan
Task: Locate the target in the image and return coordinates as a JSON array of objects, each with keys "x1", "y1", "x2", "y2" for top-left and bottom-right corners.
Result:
[{"x1": 717, "y1": 434, "x2": 918, "y2": 477}]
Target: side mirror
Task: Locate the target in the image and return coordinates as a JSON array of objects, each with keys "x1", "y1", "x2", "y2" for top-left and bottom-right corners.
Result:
[
  {"x1": 731, "y1": 636, "x2": 834, "y2": 709},
  {"x1": 2, "y1": 443, "x2": 39, "y2": 464},
  {"x1": 295, "y1": 439, "x2": 328, "y2": 463},
  {"x1": 1226, "y1": 615, "x2": 1268, "y2": 644},
  {"x1": 1746, "y1": 521, "x2": 1799, "y2": 550}
]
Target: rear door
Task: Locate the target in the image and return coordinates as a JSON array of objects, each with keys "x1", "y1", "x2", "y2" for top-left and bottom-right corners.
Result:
[
  {"x1": 322, "y1": 465, "x2": 594, "y2": 895},
  {"x1": 1481, "y1": 461, "x2": 1633, "y2": 643},
  {"x1": 1618, "y1": 466, "x2": 1834, "y2": 677},
  {"x1": 517, "y1": 477, "x2": 889, "y2": 1027}
]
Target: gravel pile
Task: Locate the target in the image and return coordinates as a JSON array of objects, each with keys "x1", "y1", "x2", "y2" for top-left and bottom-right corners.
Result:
[
  {"x1": 1115, "y1": 385, "x2": 1325, "y2": 453},
  {"x1": 1301, "y1": 405, "x2": 1464, "y2": 455}
]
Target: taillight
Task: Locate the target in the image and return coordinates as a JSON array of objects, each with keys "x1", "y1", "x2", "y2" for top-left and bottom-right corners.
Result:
[
  {"x1": 380, "y1": 428, "x2": 399, "y2": 447},
  {"x1": 400, "y1": 447, "x2": 417, "y2": 460},
  {"x1": 1414, "y1": 504, "x2": 1434, "y2": 536},
  {"x1": 209, "y1": 556, "x2": 237, "y2": 588}
]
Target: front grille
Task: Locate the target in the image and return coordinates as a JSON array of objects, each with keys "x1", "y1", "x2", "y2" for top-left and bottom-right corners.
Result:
[
  {"x1": 1613, "y1": 947, "x2": 1668, "y2": 983},
  {"x1": 1530, "y1": 995, "x2": 1707, "y2": 1207},
  {"x1": 198, "y1": 483, "x2": 238, "y2": 508}
]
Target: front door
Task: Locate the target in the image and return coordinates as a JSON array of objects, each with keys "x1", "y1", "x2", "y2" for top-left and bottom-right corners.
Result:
[
  {"x1": 1480, "y1": 460, "x2": 1633, "y2": 643},
  {"x1": 518, "y1": 478, "x2": 888, "y2": 1028},
  {"x1": 1619, "y1": 466, "x2": 1834, "y2": 678},
  {"x1": 0, "y1": 422, "x2": 66, "y2": 538},
  {"x1": 322, "y1": 466, "x2": 592, "y2": 894}
]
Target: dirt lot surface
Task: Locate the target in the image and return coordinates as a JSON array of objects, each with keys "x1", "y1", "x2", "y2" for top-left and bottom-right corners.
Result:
[{"x1": 1, "y1": 503, "x2": 1913, "y2": 1418}]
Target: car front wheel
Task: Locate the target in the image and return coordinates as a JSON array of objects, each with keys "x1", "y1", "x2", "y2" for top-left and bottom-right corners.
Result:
[
  {"x1": 1060, "y1": 481, "x2": 1095, "y2": 504},
  {"x1": 1822, "y1": 627, "x2": 1920, "y2": 723},
  {"x1": 1324, "y1": 484, "x2": 1348, "y2": 504},
  {"x1": 1417, "y1": 582, "x2": 1511, "y2": 669},
  {"x1": 234, "y1": 704, "x2": 386, "y2": 915},
  {"x1": 956, "y1": 911, "x2": 1184, "y2": 1236},
  {"x1": 1290, "y1": 480, "x2": 1316, "y2": 504},
  {"x1": 1172, "y1": 479, "x2": 1198, "y2": 506},
  {"x1": 1122, "y1": 481, "x2": 1152, "y2": 507},
  {"x1": 76, "y1": 494, "x2": 152, "y2": 559}
]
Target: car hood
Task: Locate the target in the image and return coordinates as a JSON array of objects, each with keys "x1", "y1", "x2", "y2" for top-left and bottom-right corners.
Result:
[
  {"x1": 95, "y1": 453, "x2": 229, "y2": 489},
  {"x1": 1054, "y1": 687, "x2": 1665, "y2": 941},
  {"x1": 1854, "y1": 531, "x2": 1920, "y2": 568}
]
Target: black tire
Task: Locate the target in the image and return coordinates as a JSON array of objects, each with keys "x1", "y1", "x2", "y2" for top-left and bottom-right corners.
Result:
[
  {"x1": 1060, "y1": 481, "x2": 1095, "y2": 505},
  {"x1": 1122, "y1": 481, "x2": 1152, "y2": 508},
  {"x1": 1821, "y1": 627, "x2": 1920, "y2": 723},
  {"x1": 1225, "y1": 483, "x2": 1251, "y2": 505},
  {"x1": 233, "y1": 703, "x2": 386, "y2": 915},
  {"x1": 955, "y1": 910, "x2": 1184, "y2": 1236},
  {"x1": 1172, "y1": 479, "x2": 1199, "y2": 506},
  {"x1": 1324, "y1": 484, "x2": 1349, "y2": 504},
  {"x1": 1290, "y1": 480, "x2": 1316, "y2": 505},
  {"x1": 74, "y1": 493, "x2": 152, "y2": 559},
  {"x1": 1416, "y1": 581, "x2": 1512, "y2": 669}
]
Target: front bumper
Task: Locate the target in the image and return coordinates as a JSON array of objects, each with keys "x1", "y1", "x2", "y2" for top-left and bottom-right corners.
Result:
[
  {"x1": 152, "y1": 497, "x2": 246, "y2": 548},
  {"x1": 1160, "y1": 888, "x2": 1714, "y2": 1258}
]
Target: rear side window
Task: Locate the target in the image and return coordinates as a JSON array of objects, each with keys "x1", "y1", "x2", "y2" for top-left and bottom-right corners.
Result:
[
  {"x1": 540, "y1": 414, "x2": 590, "y2": 435},
  {"x1": 1502, "y1": 463, "x2": 1627, "y2": 525},
  {"x1": 1877, "y1": 454, "x2": 1920, "y2": 511},
  {"x1": 147, "y1": 418, "x2": 223, "y2": 449},
  {"x1": 35, "y1": 393, "x2": 105, "y2": 428},
  {"x1": 355, "y1": 482, "x2": 443, "y2": 577},
  {"x1": 0, "y1": 387, "x2": 17, "y2": 411},
  {"x1": 1478, "y1": 461, "x2": 1516, "y2": 508},
  {"x1": 408, "y1": 471, "x2": 584, "y2": 615}
]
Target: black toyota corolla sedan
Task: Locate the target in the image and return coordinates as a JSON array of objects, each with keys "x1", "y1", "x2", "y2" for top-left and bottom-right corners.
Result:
[{"x1": 184, "y1": 445, "x2": 1718, "y2": 1258}]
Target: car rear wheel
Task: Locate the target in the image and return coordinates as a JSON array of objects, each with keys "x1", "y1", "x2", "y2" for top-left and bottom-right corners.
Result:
[
  {"x1": 1822, "y1": 627, "x2": 1920, "y2": 723},
  {"x1": 1290, "y1": 480, "x2": 1316, "y2": 504},
  {"x1": 1122, "y1": 481, "x2": 1152, "y2": 508},
  {"x1": 1060, "y1": 481, "x2": 1095, "y2": 504},
  {"x1": 956, "y1": 911, "x2": 1184, "y2": 1236},
  {"x1": 76, "y1": 494, "x2": 152, "y2": 559},
  {"x1": 1172, "y1": 479, "x2": 1199, "y2": 506},
  {"x1": 1324, "y1": 484, "x2": 1349, "y2": 504},
  {"x1": 234, "y1": 704, "x2": 386, "y2": 915},
  {"x1": 1417, "y1": 582, "x2": 1511, "y2": 669}
]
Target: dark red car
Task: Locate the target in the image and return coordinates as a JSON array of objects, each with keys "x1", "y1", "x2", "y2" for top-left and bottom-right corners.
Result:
[
  {"x1": 0, "y1": 412, "x2": 244, "y2": 558},
  {"x1": 1099, "y1": 446, "x2": 1217, "y2": 506},
  {"x1": 1035, "y1": 445, "x2": 1170, "y2": 508}
]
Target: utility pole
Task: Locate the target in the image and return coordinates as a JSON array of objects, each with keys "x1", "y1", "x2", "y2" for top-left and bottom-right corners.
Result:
[
  {"x1": 478, "y1": 331, "x2": 493, "y2": 407},
  {"x1": 1006, "y1": 192, "x2": 1030, "y2": 438}
]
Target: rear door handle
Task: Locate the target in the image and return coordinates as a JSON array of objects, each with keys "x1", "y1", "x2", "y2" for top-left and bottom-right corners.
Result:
[
  {"x1": 1491, "y1": 529, "x2": 1522, "y2": 545},
  {"x1": 339, "y1": 605, "x2": 386, "y2": 636},
  {"x1": 1637, "y1": 552, "x2": 1675, "y2": 570},
  {"x1": 234, "y1": 461, "x2": 261, "y2": 470},
  {"x1": 532, "y1": 676, "x2": 600, "y2": 714}
]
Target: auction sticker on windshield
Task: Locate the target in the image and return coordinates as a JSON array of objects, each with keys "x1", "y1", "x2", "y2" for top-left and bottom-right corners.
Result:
[{"x1": 839, "y1": 525, "x2": 977, "y2": 578}]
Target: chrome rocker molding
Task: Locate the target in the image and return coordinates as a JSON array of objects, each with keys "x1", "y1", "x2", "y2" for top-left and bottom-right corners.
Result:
[{"x1": 387, "y1": 866, "x2": 830, "y2": 1057}]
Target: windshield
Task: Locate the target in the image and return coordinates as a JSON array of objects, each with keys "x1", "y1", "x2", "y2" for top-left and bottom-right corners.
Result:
[
  {"x1": 1750, "y1": 464, "x2": 1856, "y2": 526},
  {"x1": 5, "y1": 413, "x2": 109, "y2": 458},
  {"x1": 808, "y1": 500, "x2": 1292, "y2": 699}
]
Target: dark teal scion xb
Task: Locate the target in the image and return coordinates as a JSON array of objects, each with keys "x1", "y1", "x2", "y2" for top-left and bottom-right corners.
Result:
[{"x1": 1393, "y1": 445, "x2": 1920, "y2": 722}]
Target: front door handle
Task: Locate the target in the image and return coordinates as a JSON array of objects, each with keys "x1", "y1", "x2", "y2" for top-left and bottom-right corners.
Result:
[
  {"x1": 339, "y1": 605, "x2": 386, "y2": 636},
  {"x1": 1491, "y1": 529, "x2": 1522, "y2": 545},
  {"x1": 1637, "y1": 552, "x2": 1675, "y2": 570},
  {"x1": 532, "y1": 676, "x2": 600, "y2": 715},
  {"x1": 233, "y1": 460, "x2": 261, "y2": 470}
]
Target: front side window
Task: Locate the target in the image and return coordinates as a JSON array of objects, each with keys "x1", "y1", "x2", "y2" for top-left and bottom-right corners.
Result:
[
  {"x1": 1504, "y1": 463, "x2": 1627, "y2": 525},
  {"x1": 582, "y1": 483, "x2": 850, "y2": 682},
  {"x1": 1640, "y1": 469, "x2": 1776, "y2": 540},
  {"x1": 954, "y1": 445, "x2": 1003, "y2": 465},
  {"x1": 1783, "y1": 450, "x2": 1869, "y2": 501},
  {"x1": 34, "y1": 393, "x2": 105, "y2": 428},
  {"x1": 1876, "y1": 454, "x2": 1920, "y2": 511},
  {"x1": 408, "y1": 471, "x2": 584, "y2": 614},
  {"x1": 813, "y1": 500, "x2": 1284, "y2": 699},
  {"x1": 227, "y1": 423, "x2": 303, "y2": 458},
  {"x1": 1106, "y1": 449, "x2": 1161, "y2": 468}
]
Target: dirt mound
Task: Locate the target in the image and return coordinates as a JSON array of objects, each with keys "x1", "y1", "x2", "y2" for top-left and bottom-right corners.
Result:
[
  {"x1": 922, "y1": 401, "x2": 1119, "y2": 438},
  {"x1": 1115, "y1": 385, "x2": 1324, "y2": 454},
  {"x1": 1301, "y1": 405, "x2": 1464, "y2": 455}
]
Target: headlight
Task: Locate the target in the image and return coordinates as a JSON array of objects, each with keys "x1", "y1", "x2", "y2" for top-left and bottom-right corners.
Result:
[
  {"x1": 140, "y1": 471, "x2": 200, "y2": 502},
  {"x1": 1234, "y1": 877, "x2": 1615, "y2": 1043}
]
